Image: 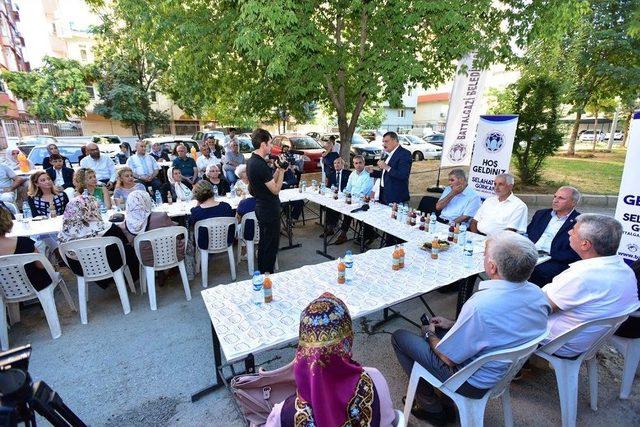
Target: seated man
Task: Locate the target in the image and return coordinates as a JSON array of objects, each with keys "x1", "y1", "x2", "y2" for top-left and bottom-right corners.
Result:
[
  {"x1": 321, "y1": 157, "x2": 351, "y2": 241},
  {"x1": 470, "y1": 173, "x2": 527, "y2": 235},
  {"x1": 127, "y1": 140, "x2": 162, "y2": 192},
  {"x1": 79, "y1": 142, "x2": 117, "y2": 189},
  {"x1": 172, "y1": 143, "x2": 198, "y2": 187},
  {"x1": 541, "y1": 214, "x2": 639, "y2": 357},
  {"x1": 392, "y1": 231, "x2": 550, "y2": 423},
  {"x1": 0, "y1": 163, "x2": 25, "y2": 204},
  {"x1": 332, "y1": 155, "x2": 373, "y2": 245},
  {"x1": 435, "y1": 168, "x2": 481, "y2": 224},
  {"x1": 45, "y1": 154, "x2": 74, "y2": 191},
  {"x1": 526, "y1": 186, "x2": 581, "y2": 286}
]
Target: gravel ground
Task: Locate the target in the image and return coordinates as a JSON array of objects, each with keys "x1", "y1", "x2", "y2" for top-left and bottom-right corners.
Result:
[{"x1": 9, "y1": 202, "x2": 639, "y2": 426}]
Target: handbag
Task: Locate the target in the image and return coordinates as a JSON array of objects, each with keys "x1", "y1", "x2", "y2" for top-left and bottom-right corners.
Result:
[{"x1": 230, "y1": 361, "x2": 296, "y2": 426}]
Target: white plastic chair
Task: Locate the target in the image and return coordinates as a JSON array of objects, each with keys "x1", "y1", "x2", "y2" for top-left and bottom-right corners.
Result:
[
  {"x1": 608, "y1": 311, "x2": 640, "y2": 399},
  {"x1": 59, "y1": 236, "x2": 136, "y2": 324},
  {"x1": 194, "y1": 217, "x2": 236, "y2": 287},
  {"x1": 133, "y1": 226, "x2": 191, "y2": 310},
  {"x1": 402, "y1": 331, "x2": 548, "y2": 427},
  {"x1": 535, "y1": 303, "x2": 640, "y2": 427},
  {"x1": 393, "y1": 409, "x2": 405, "y2": 427},
  {"x1": 0, "y1": 253, "x2": 76, "y2": 351},
  {"x1": 237, "y1": 212, "x2": 259, "y2": 275}
]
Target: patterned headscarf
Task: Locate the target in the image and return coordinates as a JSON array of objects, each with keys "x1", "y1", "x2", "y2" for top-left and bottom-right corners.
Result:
[
  {"x1": 124, "y1": 190, "x2": 153, "y2": 235},
  {"x1": 292, "y1": 293, "x2": 375, "y2": 427},
  {"x1": 58, "y1": 195, "x2": 109, "y2": 243}
]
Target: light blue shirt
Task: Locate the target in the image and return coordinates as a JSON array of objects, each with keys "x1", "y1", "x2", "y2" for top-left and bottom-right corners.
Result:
[
  {"x1": 437, "y1": 279, "x2": 550, "y2": 389},
  {"x1": 344, "y1": 169, "x2": 373, "y2": 196},
  {"x1": 79, "y1": 155, "x2": 116, "y2": 183},
  {"x1": 126, "y1": 154, "x2": 159, "y2": 178},
  {"x1": 438, "y1": 185, "x2": 482, "y2": 222}
]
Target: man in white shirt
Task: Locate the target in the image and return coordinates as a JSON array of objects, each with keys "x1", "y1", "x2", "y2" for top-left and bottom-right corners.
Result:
[
  {"x1": 126, "y1": 140, "x2": 161, "y2": 192},
  {"x1": 80, "y1": 142, "x2": 117, "y2": 189},
  {"x1": 470, "y1": 173, "x2": 527, "y2": 235},
  {"x1": 196, "y1": 144, "x2": 221, "y2": 176},
  {"x1": 541, "y1": 214, "x2": 639, "y2": 357}
]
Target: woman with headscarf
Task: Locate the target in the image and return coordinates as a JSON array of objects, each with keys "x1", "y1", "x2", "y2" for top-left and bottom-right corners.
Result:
[
  {"x1": 58, "y1": 195, "x2": 138, "y2": 288},
  {"x1": 160, "y1": 167, "x2": 193, "y2": 203},
  {"x1": 4, "y1": 147, "x2": 34, "y2": 171},
  {"x1": 266, "y1": 292, "x2": 395, "y2": 427}
]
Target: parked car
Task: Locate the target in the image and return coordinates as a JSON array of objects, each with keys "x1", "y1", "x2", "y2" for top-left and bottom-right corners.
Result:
[
  {"x1": 270, "y1": 134, "x2": 324, "y2": 173},
  {"x1": 398, "y1": 135, "x2": 442, "y2": 161},
  {"x1": 142, "y1": 136, "x2": 201, "y2": 159},
  {"x1": 359, "y1": 130, "x2": 384, "y2": 142},
  {"x1": 28, "y1": 143, "x2": 85, "y2": 166},
  {"x1": 17, "y1": 136, "x2": 59, "y2": 155},
  {"x1": 422, "y1": 132, "x2": 444, "y2": 147},
  {"x1": 578, "y1": 130, "x2": 605, "y2": 142},
  {"x1": 306, "y1": 132, "x2": 322, "y2": 140},
  {"x1": 192, "y1": 130, "x2": 228, "y2": 147},
  {"x1": 237, "y1": 136, "x2": 254, "y2": 160},
  {"x1": 604, "y1": 130, "x2": 624, "y2": 141},
  {"x1": 319, "y1": 133, "x2": 383, "y2": 166}
]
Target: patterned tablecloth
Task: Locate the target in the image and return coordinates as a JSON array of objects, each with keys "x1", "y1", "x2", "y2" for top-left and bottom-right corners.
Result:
[{"x1": 202, "y1": 188, "x2": 486, "y2": 363}]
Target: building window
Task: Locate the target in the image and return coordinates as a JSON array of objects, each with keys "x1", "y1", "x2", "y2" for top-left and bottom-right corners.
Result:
[
  {"x1": 149, "y1": 91, "x2": 157, "y2": 102},
  {"x1": 51, "y1": 23, "x2": 57, "y2": 36},
  {"x1": 80, "y1": 48, "x2": 87, "y2": 62},
  {"x1": 86, "y1": 85, "x2": 95, "y2": 98},
  {"x1": 398, "y1": 109, "x2": 405, "y2": 118}
]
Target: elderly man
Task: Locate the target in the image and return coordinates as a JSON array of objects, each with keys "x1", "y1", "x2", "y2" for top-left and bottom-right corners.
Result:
[
  {"x1": 322, "y1": 157, "x2": 353, "y2": 243},
  {"x1": 205, "y1": 136, "x2": 224, "y2": 159},
  {"x1": 435, "y1": 169, "x2": 482, "y2": 224},
  {"x1": 196, "y1": 144, "x2": 221, "y2": 176},
  {"x1": 469, "y1": 173, "x2": 527, "y2": 235},
  {"x1": 172, "y1": 144, "x2": 198, "y2": 186},
  {"x1": 127, "y1": 140, "x2": 161, "y2": 192},
  {"x1": 392, "y1": 231, "x2": 550, "y2": 423},
  {"x1": 0, "y1": 163, "x2": 25, "y2": 204},
  {"x1": 541, "y1": 214, "x2": 639, "y2": 357},
  {"x1": 223, "y1": 139, "x2": 245, "y2": 185},
  {"x1": 79, "y1": 142, "x2": 116, "y2": 189},
  {"x1": 366, "y1": 131, "x2": 412, "y2": 205},
  {"x1": 526, "y1": 186, "x2": 581, "y2": 286}
]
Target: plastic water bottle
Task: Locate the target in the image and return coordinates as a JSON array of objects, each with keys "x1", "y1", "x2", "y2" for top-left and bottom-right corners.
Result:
[
  {"x1": 155, "y1": 190, "x2": 163, "y2": 205},
  {"x1": 463, "y1": 240, "x2": 474, "y2": 268},
  {"x1": 459, "y1": 224, "x2": 467, "y2": 246},
  {"x1": 429, "y1": 212, "x2": 437, "y2": 230},
  {"x1": 22, "y1": 201, "x2": 31, "y2": 219},
  {"x1": 252, "y1": 271, "x2": 263, "y2": 305},
  {"x1": 344, "y1": 250, "x2": 354, "y2": 284}
]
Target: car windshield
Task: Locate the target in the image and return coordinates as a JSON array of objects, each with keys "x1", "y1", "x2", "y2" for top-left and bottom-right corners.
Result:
[
  {"x1": 28, "y1": 146, "x2": 83, "y2": 165},
  {"x1": 290, "y1": 137, "x2": 322, "y2": 149},
  {"x1": 405, "y1": 135, "x2": 424, "y2": 144},
  {"x1": 92, "y1": 136, "x2": 120, "y2": 144},
  {"x1": 351, "y1": 134, "x2": 368, "y2": 145},
  {"x1": 237, "y1": 137, "x2": 253, "y2": 153},
  {"x1": 428, "y1": 134, "x2": 444, "y2": 141}
]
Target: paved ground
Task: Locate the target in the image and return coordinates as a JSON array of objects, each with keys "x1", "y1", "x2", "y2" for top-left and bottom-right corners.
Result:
[{"x1": 10, "y1": 202, "x2": 639, "y2": 426}]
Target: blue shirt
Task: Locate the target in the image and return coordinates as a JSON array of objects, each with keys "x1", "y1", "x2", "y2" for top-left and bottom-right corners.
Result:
[
  {"x1": 344, "y1": 169, "x2": 373, "y2": 196},
  {"x1": 172, "y1": 156, "x2": 197, "y2": 177},
  {"x1": 438, "y1": 185, "x2": 482, "y2": 223},
  {"x1": 436, "y1": 279, "x2": 550, "y2": 389}
]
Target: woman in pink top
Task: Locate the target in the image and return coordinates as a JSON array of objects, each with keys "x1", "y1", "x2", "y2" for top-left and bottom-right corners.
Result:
[{"x1": 266, "y1": 292, "x2": 395, "y2": 427}]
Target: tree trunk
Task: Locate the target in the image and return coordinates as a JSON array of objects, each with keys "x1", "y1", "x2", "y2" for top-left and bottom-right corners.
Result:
[
  {"x1": 621, "y1": 111, "x2": 632, "y2": 147},
  {"x1": 567, "y1": 110, "x2": 581, "y2": 155},
  {"x1": 607, "y1": 107, "x2": 619, "y2": 151},
  {"x1": 591, "y1": 109, "x2": 599, "y2": 153}
]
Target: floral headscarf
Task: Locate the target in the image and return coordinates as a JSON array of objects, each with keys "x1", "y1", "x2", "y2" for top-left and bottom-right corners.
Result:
[
  {"x1": 124, "y1": 190, "x2": 153, "y2": 235},
  {"x1": 291, "y1": 293, "x2": 376, "y2": 427},
  {"x1": 58, "y1": 195, "x2": 109, "y2": 243}
]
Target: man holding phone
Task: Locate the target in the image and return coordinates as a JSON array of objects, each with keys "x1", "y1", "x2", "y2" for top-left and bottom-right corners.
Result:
[{"x1": 392, "y1": 232, "x2": 550, "y2": 424}]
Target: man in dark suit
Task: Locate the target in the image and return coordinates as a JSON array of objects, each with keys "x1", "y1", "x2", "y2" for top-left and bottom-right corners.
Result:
[
  {"x1": 45, "y1": 154, "x2": 75, "y2": 190},
  {"x1": 322, "y1": 157, "x2": 352, "y2": 242},
  {"x1": 366, "y1": 131, "x2": 412, "y2": 204},
  {"x1": 527, "y1": 186, "x2": 581, "y2": 287}
]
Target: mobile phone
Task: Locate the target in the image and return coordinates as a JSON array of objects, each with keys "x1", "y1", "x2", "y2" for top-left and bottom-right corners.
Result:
[{"x1": 420, "y1": 313, "x2": 431, "y2": 326}]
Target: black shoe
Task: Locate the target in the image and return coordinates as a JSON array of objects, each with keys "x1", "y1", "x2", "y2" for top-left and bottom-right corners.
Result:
[{"x1": 402, "y1": 396, "x2": 448, "y2": 426}]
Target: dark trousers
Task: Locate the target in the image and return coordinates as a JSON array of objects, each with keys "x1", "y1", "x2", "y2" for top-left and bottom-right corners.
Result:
[
  {"x1": 391, "y1": 329, "x2": 487, "y2": 412},
  {"x1": 326, "y1": 210, "x2": 351, "y2": 233},
  {"x1": 256, "y1": 211, "x2": 280, "y2": 274},
  {"x1": 137, "y1": 177, "x2": 163, "y2": 193}
]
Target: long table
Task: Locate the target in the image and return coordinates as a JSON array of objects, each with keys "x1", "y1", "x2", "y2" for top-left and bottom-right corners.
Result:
[{"x1": 192, "y1": 188, "x2": 487, "y2": 401}]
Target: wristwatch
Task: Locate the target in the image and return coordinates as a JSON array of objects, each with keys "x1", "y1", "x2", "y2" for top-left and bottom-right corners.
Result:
[{"x1": 425, "y1": 330, "x2": 437, "y2": 340}]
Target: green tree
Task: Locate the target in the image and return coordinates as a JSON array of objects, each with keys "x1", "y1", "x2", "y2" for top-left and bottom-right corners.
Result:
[
  {"x1": 1, "y1": 56, "x2": 91, "y2": 120},
  {"x1": 358, "y1": 105, "x2": 386, "y2": 130},
  {"x1": 507, "y1": 76, "x2": 564, "y2": 185}
]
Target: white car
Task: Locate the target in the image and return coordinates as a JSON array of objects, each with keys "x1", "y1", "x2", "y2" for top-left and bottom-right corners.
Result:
[
  {"x1": 398, "y1": 135, "x2": 442, "y2": 161},
  {"x1": 578, "y1": 130, "x2": 605, "y2": 142},
  {"x1": 604, "y1": 131, "x2": 624, "y2": 141}
]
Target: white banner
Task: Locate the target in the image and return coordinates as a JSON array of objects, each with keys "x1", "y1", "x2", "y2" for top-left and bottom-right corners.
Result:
[
  {"x1": 614, "y1": 110, "x2": 640, "y2": 262},
  {"x1": 468, "y1": 115, "x2": 519, "y2": 197},
  {"x1": 440, "y1": 52, "x2": 488, "y2": 167}
]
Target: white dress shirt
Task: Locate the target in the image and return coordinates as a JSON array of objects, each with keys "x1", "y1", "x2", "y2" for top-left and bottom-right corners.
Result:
[
  {"x1": 542, "y1": 255, "x2": 639, "y2": 357},
  {"x1": 534, "y1": 210, "x2": 572, "y2": 253},
  {"x1": 473, "y1": 193, "x2": 528, "y2": 235},
  {"x1": 196, "y1": 155, "x2": 221, "y2": 173},
  {"x1": 381, "y1": 146, "x2": 399, "y2": 188},
  {"x1": 54, "y1": 169, "x2": 65, "y2": 187},
  {"x1": 126, "y1": 154, "x2": 159, "y2": 178},
  {"x1": 79, "y1": 155, "x2": 116, "y2": 183}
]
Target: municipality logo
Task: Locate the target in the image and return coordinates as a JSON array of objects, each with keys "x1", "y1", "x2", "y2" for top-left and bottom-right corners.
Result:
[
  {"x1": 628, "y1": 243, "x2": 639, "y2": 253},
  {"x1": 485, "y1": 131, "x2": 505, "y2": 153},
  {"x1": 448, "y1": 143, "x2": 467, "y2": 162}
]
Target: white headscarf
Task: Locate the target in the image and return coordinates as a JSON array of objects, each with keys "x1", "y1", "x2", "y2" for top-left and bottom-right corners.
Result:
[
  {"x1": 4, "y1": 147, "x2": 20, "y2": 169},
  {"x1": 167, "y1": 167, "x2": 192, "y2": 201},
  {"x1": 124, "y1": 190, "x2": 153, "y2": 235}
]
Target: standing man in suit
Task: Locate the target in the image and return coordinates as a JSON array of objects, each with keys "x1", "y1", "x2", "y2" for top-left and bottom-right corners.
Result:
[
  {"x1": 365, "y1": 131, "x2": 412, "y2": 204},
  {"x1": 527, "y1": 186, "x2": 581, "y2": 287},
  {"x1": 45, "y1": 154, "x2": 74, "y2": 191},
  {"x1": 322, "y1": 157, "x2": 352, "y2": 241}
]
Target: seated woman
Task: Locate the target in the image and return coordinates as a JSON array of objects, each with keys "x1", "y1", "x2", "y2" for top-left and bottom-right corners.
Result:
[
  {"x1": 72, "y1": 168, "x2": 112, "y2": 210},
  {"x1": 58, "y1": 195, "x2": 138, "y2": 287},
  {"x1": 189, "y1": 180, "x2": 234, "y2": 250},
  {"x1": 266, "y1": 292, "x2": 395, "y2": 427},
  {"x1": 113, "y1": 167, "x2": 146, "y2": 206},
  {"x1": 0, "y1": 208, "x2": 53, "y2": 291},
  {"x1": 234, "y1": 164, "x2": 250, "y2": 197},
  {"x1": 27, "y1": 171, "x2": 69, "y2": 217},
  {"x1": 160, "y1": 167, "x2": 193, "y2": 203},
  {"x1": 203, "y1": 164, "x2": 230, "y2": 196}
]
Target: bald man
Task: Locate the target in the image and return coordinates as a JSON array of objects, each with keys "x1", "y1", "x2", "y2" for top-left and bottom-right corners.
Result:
[{"x1": 79, "y1": 142, "x2": 117, "y2": 189}]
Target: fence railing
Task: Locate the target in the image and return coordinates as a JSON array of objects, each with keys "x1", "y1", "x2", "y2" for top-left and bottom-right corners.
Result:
[{"x1": 1, "y1": 119, "x2": 84, "y2": 138}]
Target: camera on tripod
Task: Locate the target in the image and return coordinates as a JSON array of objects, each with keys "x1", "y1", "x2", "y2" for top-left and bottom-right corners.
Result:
[{"x1": 0, "y1": 345, "x2": 85, "y2": 427}]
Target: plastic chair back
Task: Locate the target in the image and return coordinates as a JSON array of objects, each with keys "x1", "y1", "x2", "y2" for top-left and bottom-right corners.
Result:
[
  {"x1": 194, "y1": 217, "x2": 236, "y2": 252},
  {"x1": 133, "y1": 226, "x2": 187, "y2": 270},
  {"x1": 0, "y1": 253, "x2": 57, "y2": 302},
  {"x1": 240, "y1": 211, "x2": 259, "y2": 244},
  {"x1": 59, "y1": 236, "x2": 127, "y2": 280}
]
